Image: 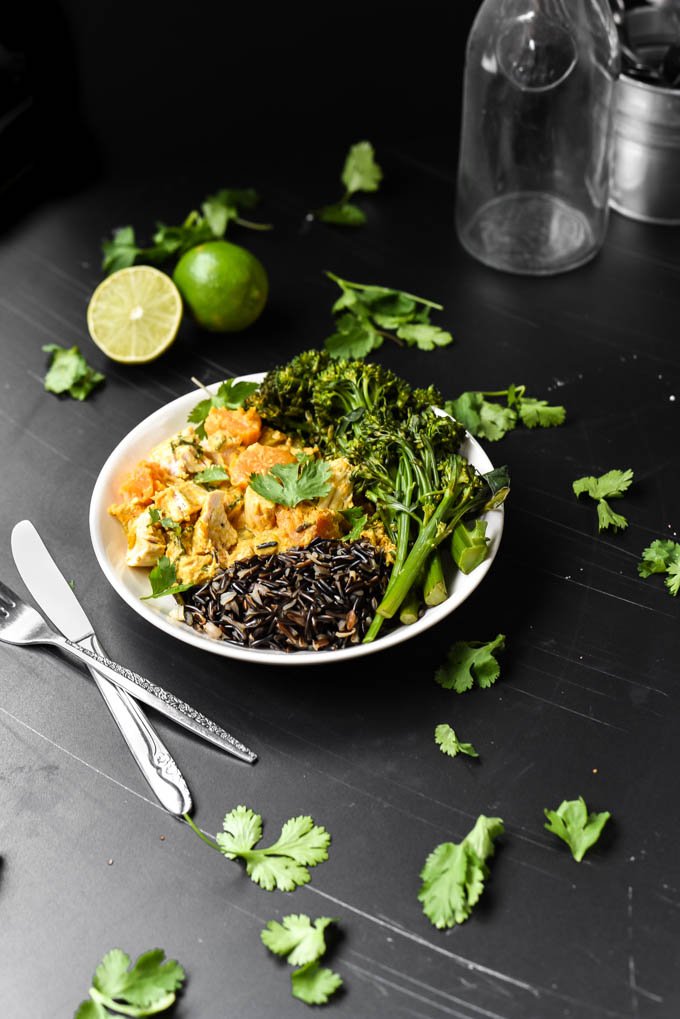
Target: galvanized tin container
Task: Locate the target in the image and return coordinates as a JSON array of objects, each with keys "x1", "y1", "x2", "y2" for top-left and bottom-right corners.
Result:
[{"x1": 610, "y1": 5, "x2": 680, "y2": 224}]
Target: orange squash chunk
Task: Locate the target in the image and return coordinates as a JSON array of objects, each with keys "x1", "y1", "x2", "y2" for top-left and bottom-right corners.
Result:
[
  {"x1": 118, "y1": 460, "x2": 173, "y2": 502},
  {"x1": 203, "y1": 405, "x2": 262, "y2": 445},
  {"x1": 229, "y1": 443, "x2": 296, "y2": 490}
]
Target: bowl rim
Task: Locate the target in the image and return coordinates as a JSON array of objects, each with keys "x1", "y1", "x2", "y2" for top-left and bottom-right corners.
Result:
[{"x1": 89, "y1": 373, "x2": 505, "y2": 667}]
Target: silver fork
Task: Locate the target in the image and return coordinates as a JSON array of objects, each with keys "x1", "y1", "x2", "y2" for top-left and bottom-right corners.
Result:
[{"x1": 0, "y1": 578, "x2": 257, "y2": 763}]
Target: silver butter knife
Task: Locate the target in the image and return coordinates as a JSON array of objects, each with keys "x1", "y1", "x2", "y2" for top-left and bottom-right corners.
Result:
[
  {"x1": 11, "y1": 521, "x2": 257, "y2": 765},
  {"x1": 11, "y1": 520, "x2": 192, "y2": 815}
]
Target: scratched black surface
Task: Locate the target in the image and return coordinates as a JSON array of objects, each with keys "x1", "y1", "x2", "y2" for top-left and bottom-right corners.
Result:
[{"x1": 1, "y1": 3, "x2": 680, "y2": 1017}]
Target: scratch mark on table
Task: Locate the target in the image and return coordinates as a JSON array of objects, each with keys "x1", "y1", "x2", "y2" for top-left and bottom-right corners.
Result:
[
  {"x1": 522, "y1": 643, "x2": 669, "y2": 698},
  {"x1": 345, "y1": 954, "x2": 511, "y2": 1018},
  {"x1": 504, "y1": 685, "x2": 629, "y2": 731},
  {"x1": 0, "y1": 403, "x2": 98, "y2": 473},
  {"x1": 626, "y1": 886, "x2": 664, "y2": 1008},
  {"x1": 346, "y1": 961, "x2": 503, "y2": 1018}
]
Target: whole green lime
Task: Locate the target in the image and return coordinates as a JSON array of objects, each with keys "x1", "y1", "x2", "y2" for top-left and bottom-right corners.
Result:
[{"x1": 172, "y1": 239, "x2": 268, "y2": 332}]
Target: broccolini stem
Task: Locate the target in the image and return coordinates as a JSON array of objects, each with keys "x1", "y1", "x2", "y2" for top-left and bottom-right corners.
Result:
[
  {"x1": 423, "y1": 550, "x2": 447, "y2": 606},
  {"x1": 400, "y1": 586, "x2": 422, "y2": 624}
]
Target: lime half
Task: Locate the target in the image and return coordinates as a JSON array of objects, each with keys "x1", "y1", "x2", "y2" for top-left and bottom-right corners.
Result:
[{"x1": 87, "y1": 265, "x2": 183, "y2": 363}]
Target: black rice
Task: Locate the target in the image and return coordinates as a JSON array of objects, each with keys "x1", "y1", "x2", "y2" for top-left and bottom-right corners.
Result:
[{"x1": 182, "y1": 538, "x2": 390, "y2": 652}]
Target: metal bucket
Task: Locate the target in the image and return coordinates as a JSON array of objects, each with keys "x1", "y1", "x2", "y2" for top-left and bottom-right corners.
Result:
[{"x1": 610, "y1": 5, "x2": 680, "y2": 224}]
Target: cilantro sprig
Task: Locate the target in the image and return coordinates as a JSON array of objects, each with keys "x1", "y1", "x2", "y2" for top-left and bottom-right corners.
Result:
[
  {"x1": 638, "y1": 538, "x2": 680, "y2": 596},
  {"x1": 261, "y1": 915, "x2": 343, "y2": 1005},
  {"x1": 43, "y1": 344, "x2": 105, "y2": 401},
  {"x1": 434, "y1": 724, "x2": 479, "y2": 759},
  {"x1": 544, "y1": 797, "x2": 611, "y2": 862},
  {"x1": 249, "y1": 457, "x2": 332, "y2": 507},
  {"x1": 418, "y1": 815, "x2": 504, "y2": 929},
  {"x1": 188, "y1": 376, "x2": 260, "y2": 439},
  {"x1": 435, "y1": 634, "x2": 506, "y2": 694},
  {"x1": 184, "y1": 805, "x2": 330, "y2": 892},
  {"x1": 102, "y1": 189, "x2": 271, "y2": 274},
  {"x1": 572, "y1": 468, "x2": 634, "y2": 532},
  {"x1": 74, "y1": 947, "x2": 185, "y2": 1018},
  {"x1": 141, "y1": 556, "x2": 193, "y2": 600},
  {"x1": 314, "y1": 141, "x2": 382, "y2": 226},
  {"x1": 324, "y1": 271, "x2": 453, "y2": 359},
  {"x1": 445, "y1": 385, "x2": 565, "y2": 442}
]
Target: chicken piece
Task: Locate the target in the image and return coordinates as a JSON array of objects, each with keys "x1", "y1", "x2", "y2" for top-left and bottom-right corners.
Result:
[
  {"x1": 204, "y1": 406, "x2": 262, "y2": 445},
  {"x1": 229, "y1": 442, "x2": 297, "y2": 489},
  {"x1": 148, "y1": 431, "x2": 211, "y2": 478},
  {"x1": 192, "y1": 490, "x2": 238, "y2": 562},
  {"x1": 275, "y1": 506, "x2": 344, "y2": 546},
  {"x1": 109, "y1": 496, "x2": 149, "y2": 530},
  {"x1": 153, "y1": 481, "x2": 207, "y2": 523},
  {"x1": 175, "y1": 553, "x2": 215, "y2": 586},
  {"x1": 317, "y1": 457, "x2": 354, "y2": 511},
  {"x1": 243, "y1": 484, "x2": 277, "y2": 531},
  {"x1": 126, "y1": 510, "x2": 166, "y2": 568}
]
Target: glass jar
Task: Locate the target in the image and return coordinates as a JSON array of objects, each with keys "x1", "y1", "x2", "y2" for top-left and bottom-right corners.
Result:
[{"x1": 455, "y1": 0, "x2": 621, "y2": 275}]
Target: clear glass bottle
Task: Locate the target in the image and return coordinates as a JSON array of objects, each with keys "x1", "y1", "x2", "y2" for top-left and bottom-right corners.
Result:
[{"x1": 455, "y1": 0, "x2": 621, "y2": 275}]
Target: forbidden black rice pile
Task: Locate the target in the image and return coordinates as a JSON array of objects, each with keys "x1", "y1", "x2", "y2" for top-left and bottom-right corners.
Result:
[{"x1": 182, "y1": 537, "x2": 391, "y2": 652}]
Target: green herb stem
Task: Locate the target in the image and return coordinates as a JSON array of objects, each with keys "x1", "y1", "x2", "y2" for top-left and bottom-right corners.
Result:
[
  {"x1": 89, "y1": 987, "x2": 176, "y2": 1016},
  {"x1": 183, "y1": 812, "x2": 221, "y2": 853},
  {"x1": 325, "y1": 271, "x2": 443, "y2": 311}
]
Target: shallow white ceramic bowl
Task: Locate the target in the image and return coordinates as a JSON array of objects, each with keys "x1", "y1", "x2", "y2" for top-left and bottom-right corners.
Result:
[{"x1": 89, "y1": 374, "x2": 504, "y2": 666}]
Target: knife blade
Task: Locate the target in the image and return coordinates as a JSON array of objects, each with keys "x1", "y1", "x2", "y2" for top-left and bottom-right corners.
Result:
[
  {"x1": 11, "y1": 520, "x2": 193, "y2": 815},
  {"x1": 11, "y1": 519, "x2": 257, "y2": 764}
]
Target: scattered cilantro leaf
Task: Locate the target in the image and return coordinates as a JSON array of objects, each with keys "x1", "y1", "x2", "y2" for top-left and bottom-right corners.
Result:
[
  {"x1": 315, "y1": 141, "x2": 382, "y2": 227},
  {"x1": 42, "y1": 344, "x2": 104, "y2": 401},
  {"x1": 544, "y1": 796, "x2": 611, "y2": 862},
  {"x1": 194, "y1": 466, "x2": 229, "y2": 486},
  {"x1": 434, "y1": 724, "x2": 479, "y2": 759},
  {"x1": 214, "y1": 805, "x2": 330, "y2": 891},
  {"x1": 141, "y1": 556, "x2": 194, "y2": 600},
  {"x1": 261, "y1": 915, "x2": 335, "y2": 967},
  {"x1": 418, "y1": 816, "x2": 504, "y2": 929},
  {"x1": 341, "y1": 506, "x2": 369, "y2": 541},
  {"x1": 323, "y1": 272, "x2": 452, "y2": 359},
  {"x1": 102, "y1": 191, "x2": 270, "y2": 273},
  {"x1": 638, "y1": 539, "x2": 680, "y2": 596},
  {"x1": 445, "y1": 385, "x2": 564, "y2": 441},
  {"x1": 250, "y1": 458, "x2": 332, "y2": 507},
  {"x1": 291, "y1": 962, "x2": 343, "y2": 1005},
  {"x1": 435, "y1": 635, "x2": 506, "y2": 694},
  {"x1": 76, "y1": 947, "x2": 185, "y2": 1017},
  {"x1": 573, "y1": 468, "x2": 633, "y2": 532},
  {"x1": 188, "y1": 378, "x2": 260, "y2": 438}
]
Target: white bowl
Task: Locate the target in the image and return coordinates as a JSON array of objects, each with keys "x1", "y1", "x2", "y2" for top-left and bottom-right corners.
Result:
[{"x1": 89, "y1": 373, "x2": 505, "y2": 666}]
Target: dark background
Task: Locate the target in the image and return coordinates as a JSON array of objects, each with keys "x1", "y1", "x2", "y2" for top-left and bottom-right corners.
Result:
[{"x1": 2, "y1": 3, "x2": 680, "y2": 1018}]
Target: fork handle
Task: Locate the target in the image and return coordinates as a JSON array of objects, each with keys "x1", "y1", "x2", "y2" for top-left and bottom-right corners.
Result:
[{"x1": 58, "y1": 636, "x2": 257, "y2": 764}]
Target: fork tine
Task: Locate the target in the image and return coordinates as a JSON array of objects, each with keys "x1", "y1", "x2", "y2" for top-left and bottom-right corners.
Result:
[{"x1": 0, "y1": 579, "x2": 17, "y2": 608}]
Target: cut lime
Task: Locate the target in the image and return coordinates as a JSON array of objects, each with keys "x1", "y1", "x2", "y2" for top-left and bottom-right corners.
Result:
[{"x1": 86, "y1": 265, "x2": 183, "y2": 363}]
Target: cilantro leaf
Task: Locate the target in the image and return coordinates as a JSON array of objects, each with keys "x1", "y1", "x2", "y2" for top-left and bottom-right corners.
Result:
[
  {"x1": 445, "y1": 385, "x2": 564, "y2": 440},
  {"x1": 291, "y1": 962, "x2": 343, "y2": 1005},
  {"x1": 324, "y1": 272, "x2": 450, "y2": 359},
  {"x1": 188, "y1": 378, "x2": 260, "y2": 438},
  {"x1": 101, "y1": 226, "x2": 142, "y2": 273},
  {"x1": 316, "y1": 202, "x2": 367, "y2": 226},
  {"x1": 573, "y1": 469, "x2": 633, "y2": 532},
  {"x1": 418, "y1": 816, "x2": 504, "y2": 929},
  {"x1": 341, "y1": 506, "x2": 369, "y2": 541},
  {"x1": 83, "y1": 947, "x2": 185, "y2": 1017},
  {"x1": 43, "y1": 344, "x2": 105, "y2": 401},
  {"x1": 517, "y1": 398, "x2": 566, "y2": 429},
  {"x1": 637, "y1": 539, "x2": 680, "y2": 596},
  {"x1": 261, "y1": 915, "x2": 335, "y2": 967},
  {"x1": 434, "y1": 724, "x2": 479, "y2": 759},
  {"x1": 435, "y1": 635, "x2": 506, "y2": 693},
  {"x1": 216, "y1": 805, "x2": 330, "y2": 891},
  {"x1": 544, "y1": 796, "x2": 611, "y2": 862},
  {"x1": 638, "y1": 539, "x2": 680, "y2": 577},
  {"x1": 193, "y1": 466, "x2": 229, "y2": 486},
  {"x1": 249, "y1": 458, "x2": 332, "y2": 507},
  {"x1": 148, "y1": 508, "x2": 181, "y2": 535},
  {"x1": 141, "y1": 556, "x2": 194, "y2": 600},
  {"x1": 341, "y1": 140, "x2": 383, "y2": 195},
  {"x1": 313, "y1": 141, "x2": 382, "y2": 229}
]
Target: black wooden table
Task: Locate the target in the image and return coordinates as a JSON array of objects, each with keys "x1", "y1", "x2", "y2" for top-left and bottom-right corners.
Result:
[{"x1": 1, "y1": 48, "x2": 680, "y2": 1019}]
